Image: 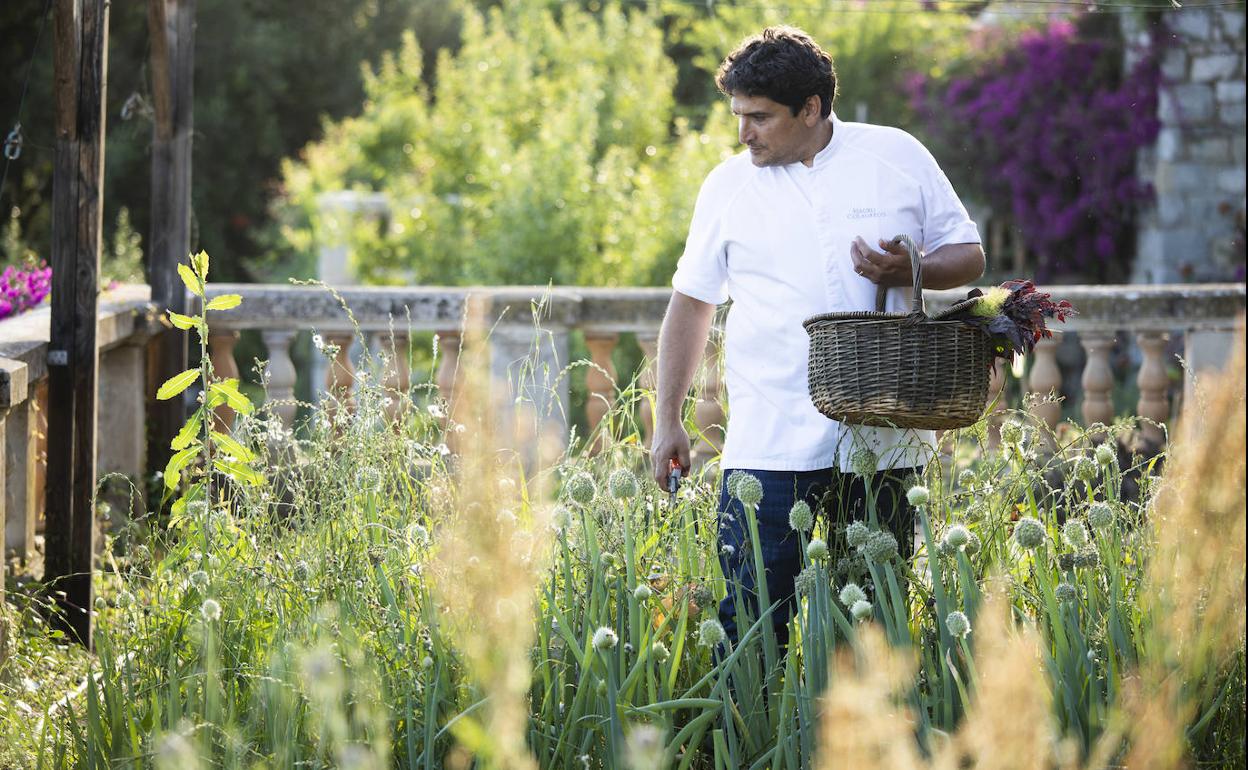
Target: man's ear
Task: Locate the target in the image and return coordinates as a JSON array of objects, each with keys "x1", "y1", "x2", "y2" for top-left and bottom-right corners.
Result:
[{"x1": 803, "y1": 95, "x2": 822, "y2": 126}]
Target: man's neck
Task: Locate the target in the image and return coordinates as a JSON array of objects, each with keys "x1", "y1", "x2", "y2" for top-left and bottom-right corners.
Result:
[{"x1": 800, "y1": 119, "x2": 835, "y2": 167}]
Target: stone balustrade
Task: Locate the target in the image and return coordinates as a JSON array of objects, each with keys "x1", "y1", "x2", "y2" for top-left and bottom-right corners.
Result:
[{"x1": 0, "y1": 282, "x2": 1243, "y2": 582}]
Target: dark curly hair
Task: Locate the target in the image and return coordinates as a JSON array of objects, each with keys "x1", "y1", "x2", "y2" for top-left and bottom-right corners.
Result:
[{"x1": 716, "y1": 26, "x2": 837, "y2": 118}]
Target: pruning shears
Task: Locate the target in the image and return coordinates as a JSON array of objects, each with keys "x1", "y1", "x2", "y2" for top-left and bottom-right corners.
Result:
[{"x1": 667, "y1": 458, "x2": 683, "y2": 508}]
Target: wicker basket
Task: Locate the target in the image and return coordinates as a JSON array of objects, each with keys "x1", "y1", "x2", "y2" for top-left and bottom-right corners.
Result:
[{"x1": 803, "y1": 235, "x2": 991, "y2": 430}]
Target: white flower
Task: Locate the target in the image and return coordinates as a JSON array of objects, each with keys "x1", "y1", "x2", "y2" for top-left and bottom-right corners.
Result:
[
  {"x1": 565, "y1": 472, "x2": 597, "y2": 506},
  {"x1": 200, "y1": 598, "x2": 222, "y2": 622},
  {"x1": 698, "y1": 619, "x2": 727, "y2": 648},
  {"x1": 1062, "y1": 519, "x2": 1090, "y2": 550},
  {"x1": 906, "y1": 485, "x2": 930, "y2": 507},
  {"x1": 839, "y1": 582, "x2": 868, "y2": 607},
  {"x1": 189, "y1": 570, "x2": 209, "y2": 590},
  {"x1": 608, "y1": 469, "x2": 640, "y2": 500},
  {"x1": 1095, "y1": 443, "x2": 1117, "y2": 467},
  {"x1": 846, "y1": 520, "x2": 870, "y2": 549},
  {"x1": 945, "y1": 610, "x2": 971, "y2": 639},
  {"x1": 849, "y1": 448, "x2": 878, "y2": 479},
  {"x1": 551, "y1": 505, "x2": 574, "y2": 532},
  {"x1": 1013, "y1": 517, "x2": 1046, "y2": 550},
  {"x1": 592, "y1": 627, "x2": 618, "y2": 651},
  {"x1": 851, "y1": 599, "x2": 874, "y2": 622},
  {"x1": 789, "y1": 500, "x2": 814, "y2": 533},
  {"x1": 1087, "y1": 502, "x2": 1114, "y2": 530},
  {"x1": 426, "y1": 403, "x2": 445, "y2": 419},
  {"x1": 734, "y1": 474, "x2": 763, "y2": 507},
  {"x1": 633, "y1": 584, "x2": 652, "y2": 601},
  {"x1": 651, "y1": 641, "x2": 670, "y2": 663},
  {"x1": 312, "y1": 333, "x2": 324, "y2": 351},
  {"x1": 943, "y1": 524, "x2": 971, "y2": 550},
  {"x1": 806, "y1": 538, "x2": 830, "y2": 562},
  {"x1": 116, "y1": 591, "x2": 135, "y2": 609},
  {"x1": 1072, "y1": 455, "x2": 1099, "y2": 482},
  {"x1": 863, "y1": 530, "x2": 898, "y2": 563}
]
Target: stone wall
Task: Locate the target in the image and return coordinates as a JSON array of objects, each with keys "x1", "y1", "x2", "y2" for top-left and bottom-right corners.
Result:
[{"x1": 1130, "y1": 8, "x2": 1246, "y2": 283}]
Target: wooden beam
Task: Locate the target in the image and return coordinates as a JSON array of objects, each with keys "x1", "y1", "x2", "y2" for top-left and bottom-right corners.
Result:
[
  {"x1": 146, "y1": 0, "x2": 195, "y2": 485},
  {"x1": 45, "y1": 0, "x2": 108, "y2": 647}
]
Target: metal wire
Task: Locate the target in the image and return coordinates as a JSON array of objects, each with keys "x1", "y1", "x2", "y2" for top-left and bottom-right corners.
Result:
[{"x1": 1, "y1": 0, "x2": 55, "y2": 206}]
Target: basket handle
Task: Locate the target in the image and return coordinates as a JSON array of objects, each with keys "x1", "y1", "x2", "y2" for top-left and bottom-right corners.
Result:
[{"x1": 872, "y1": 234, "x2": 924, "y2": 315}]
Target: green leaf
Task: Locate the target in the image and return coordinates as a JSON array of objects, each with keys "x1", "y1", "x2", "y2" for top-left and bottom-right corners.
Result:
[
  {"x1": 167, "y1": 311, "x2": 203, "y2": 330},
  {"x1": 157, "y1": 368, "x2": 201, "y2": 401},
  {"x1": 177, "y1": 264, "x2": 203, "y2": 298},
  {"x1": 211, "y1": 430, "x2": 256, "y2": 463},
  {"x1": 210, "y1": 379, "x2": 255, "y2": 415},
  {"x1": 171, "y1": 409, "x2": 204, "y2": 451},
  {"x1": 214, "y1": 458, "x2": 264, "y2": 487},
  {"x1": 191, "y1": 250, "x2": 210, "y2": 280},
  {"x1": 204, "y1": 294, "x2": 242, "y2": 311},
  {"x1": 163, "y1": 445, "x2": 200, "y2": 491}
]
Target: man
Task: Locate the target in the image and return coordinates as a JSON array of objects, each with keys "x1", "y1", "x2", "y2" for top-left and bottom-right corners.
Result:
[{"x1": 650, "y1": 26, "x2": 984, "y2": 645}]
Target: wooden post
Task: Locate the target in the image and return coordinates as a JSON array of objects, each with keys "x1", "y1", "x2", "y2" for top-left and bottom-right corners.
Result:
[
  {"x1": 45, "y1": 0, "x2": 108, "y2": 647},
  {"x1": 146, "y1": 0, "x2": 196, "y2": 483}
]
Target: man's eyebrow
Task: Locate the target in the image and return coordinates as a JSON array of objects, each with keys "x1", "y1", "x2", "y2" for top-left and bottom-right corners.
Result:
[{"x1": 731, "y1": 108, "x2": 770, "y2": 117}]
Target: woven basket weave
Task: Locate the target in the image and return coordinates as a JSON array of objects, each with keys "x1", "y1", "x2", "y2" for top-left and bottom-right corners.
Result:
[{"x1": 803, "y1": 235, "x2": 991, "y2": 430}]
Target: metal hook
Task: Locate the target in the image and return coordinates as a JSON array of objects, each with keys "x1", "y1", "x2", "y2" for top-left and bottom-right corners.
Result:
[{"x1": 3, "y1": 124, "x2": 22, "y2": 161}]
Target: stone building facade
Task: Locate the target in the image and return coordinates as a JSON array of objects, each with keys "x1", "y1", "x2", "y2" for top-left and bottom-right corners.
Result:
[{"x1": 1129, "y1": 8, "x2": 1246, "y2": 284}]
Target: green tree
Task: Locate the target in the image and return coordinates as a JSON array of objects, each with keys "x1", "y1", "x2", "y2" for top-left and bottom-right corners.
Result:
[{"x1": 275, "y1": 1, "x2": 734, "y2": 287}]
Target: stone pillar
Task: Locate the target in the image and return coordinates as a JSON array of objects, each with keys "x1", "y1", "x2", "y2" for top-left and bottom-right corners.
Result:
[
  {"x1": 208, "y1": 331, "x2": 241, "y2": 431},
  {"x1": 4, "y1": 396, "x2": 35, "y2": 564},
  {"x1": 583, "y1": 332, "x2": 619, "y2": 452},
  {"x1": 1130, "y1": 8, "x2": 1246, "y2": 283},
  {"x1": 1080, "y1": 333, "x2": 1117, "y2": 429},
  {"x1": 1135, "y1": 331, "x2": 1171, "y2": 445},
  {"x1": 323, "y1": 332, "x2": 356, "y2": 421},
  {"x1": 636, "y1": 333, "x2": 659, "y2": 448},
  {"x1": 1, "y1": 357, "x2": 29, "y2": 665},
  {"x1": 1183, "y1": 326, "x2": 1240, "y2": 410},
  {"x1": 261, "y1": 330, "x2": 299, "y2": 428},
  {"x1": 96, "y1": 343, "x2": 148, "y2": 521},
  {"x1": 435, "y1": 330, "x2": 462, "y2": 410},
  {"x1": 1029, "y1": 335, "x2": 1063, "y2": 431}
]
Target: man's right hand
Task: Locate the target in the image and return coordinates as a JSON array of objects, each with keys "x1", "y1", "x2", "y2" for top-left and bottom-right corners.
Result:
[{"x1": 650, "y1": 424, "x2": 692, "y2": 487}]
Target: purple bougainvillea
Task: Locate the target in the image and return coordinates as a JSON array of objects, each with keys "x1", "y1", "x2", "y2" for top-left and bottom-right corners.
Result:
[
  {"x1": 908, "y1": 18, "x2": 1161, "y2": 281},
  {"x1": 0, "y1": 262, "x2": 53, "y2": 320}
]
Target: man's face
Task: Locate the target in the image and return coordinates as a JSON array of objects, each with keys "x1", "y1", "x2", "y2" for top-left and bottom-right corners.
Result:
[{"x1": 731, "y1": 92, "x2": 819, "y2": 167}]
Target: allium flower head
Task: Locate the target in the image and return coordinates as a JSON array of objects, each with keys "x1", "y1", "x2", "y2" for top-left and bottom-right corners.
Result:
[
  {"x1": 965, "y1": 531, "x2": 982, "y2": 556},
  {"x1": 806, "y1": 538, "x2": 829, "y2": 562},
  {"x1": 851, "y1": 599, "x2": 874, "y2": 621},
  {"x1": 551, "y1": 505, "x2": 574, "y2": 532},
  {"x1": 999, "y1": 420, "x2": 1024, "y2": 447},
  {"x1": 1058, "y1": 552, "x2": 1077, "y2": 571},
  {"x1": 1013, "y1": 517, "x2": 1046, "y2": 549},
  {"x1": 651, "y1": 641, "x2": 670, "y2": 663},
  {"x1": 788, "y1": 500, "x2": 813, "y2": 533},
  {"x1": 698, "y1": 618, "x2": 727, "y2": 648},
  {"x1": 1072, "y1": 455, "x2": 1099, "y2": 482},
  {"x1": 592, "y1": 626, "x2": 618, "y2": 651},
  {"x1": 906, "y1": 485, "x2": 930, "y2": 507},
  {"x1": 863, "y1": 530, "x2": 899, "y2": 563},
  {"x1": 189, "y1": 570, "x2": 209, "y2": 590},
  {"x1": 608, "y1": 468, "x2": 640, "y2": 499},
  {"x1": 1055, "y1": 583, "x2": 1078, "y2": 602},
  {"x1": 1087, "y1": 501, "x2": 1114, "y2": 530},
  {"x1": 943, "y1": 524, "x2": 971, "y2": 550},
  {"x1": 726, "y1": 471, "x2": 746, "y2": 499},
  {"x1": 117, "y1": 591, "x2": 135, "y2": 609},
  {"x1": 186, "y1": 500, "x2": 209, "y2": 519},
  {"x1": 565, "y1": 472, "x2": 597, "y2": 506},
  {"x1": 1062, "y1": 519, "x2": 1090, "y2": 549},
  {"x1": 839, "y1": 582, "x2": 868, "y2": 607},
  {"x1": 958, "y1": 469, "x2": 975, "y2": 488},
  {"x1": 406, "y1": 522, "x2": 430, "y2": 546},
  {"x1": 846, "y1": 520, "x2": 870, "y2": 549},
  {"x1": 1094, "y1": 443, "x2": 1117, "y2": 467},
  {"x1": 945, "y1": 610, "x2": 971, "y2": 639},
  {"x1": 794, "y1": 566, "x2": 817, "y2": 596},
  {"x1": 200, "y1": 598, "x2": 222, "y2": 622},
  {"x1": 849, "y1": 448, "x2": 878, "y2": 479},
  {"x1": 734, "y1": 473, "x2": 763, "y2": 506},
  {"x1": 1074, "y1": 548, "x2": 1100, "y2": 569},
  {"x1": 633, "y1": 584, "x2": 652, "y2": 601}
]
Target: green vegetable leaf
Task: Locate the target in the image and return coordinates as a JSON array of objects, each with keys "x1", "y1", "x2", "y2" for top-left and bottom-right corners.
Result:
[
  {"x1": 167, "y1": 311, "x2": 203, "y2": 330},
  {"x1": 157, "y1": 368, "x2": 201, "y2": 401},
  {"x1": 178, "y1": 264, "x2": 203, "y2": 298},
  {"x1": 211, "y1": 430, "x2": 256, "y2": 463},
  {"x1": 214, "y1": 458, "x2": 265, "y2": 487},
  {"x1": 210, "y1": 379, "x2": 255, "y2": 415},
  {"x1": 171, "y1": 409, "x2": 204, "y2": 451},
  {"x1": 163, "y1": 445, "x2": 200, "y2": 491},
  {"x1": 205, "y1": 294, "x2": 243, "y2": 311},
  {"x1": 191, "y1": 250, "x2": 210, "y2": 280}
]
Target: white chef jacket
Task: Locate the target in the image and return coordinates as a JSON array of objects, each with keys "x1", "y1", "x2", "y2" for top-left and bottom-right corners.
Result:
[{"x1": 671, "y1": 112, "x2": 981, "y2": 472}]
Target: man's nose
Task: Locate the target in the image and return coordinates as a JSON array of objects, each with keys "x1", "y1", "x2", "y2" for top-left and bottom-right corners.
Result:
[{"x1": 738, "y1": 119, "x2": 750, "y2": 145}]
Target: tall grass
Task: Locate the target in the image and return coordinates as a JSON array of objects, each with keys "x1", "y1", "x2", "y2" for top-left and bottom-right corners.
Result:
[{"x1": 7, "y1": 271, "x2": 1244, "y2": 768}]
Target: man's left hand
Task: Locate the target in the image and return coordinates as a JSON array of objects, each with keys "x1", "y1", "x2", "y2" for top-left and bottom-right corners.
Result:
[{"x1": 850, "y1": 236, "x2": 914, "y2": 288}]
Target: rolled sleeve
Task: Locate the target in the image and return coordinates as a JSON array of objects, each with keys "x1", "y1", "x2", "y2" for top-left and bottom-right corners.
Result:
[{"x1": 916, "y1": 144, "x2": 981, "y2": 253}]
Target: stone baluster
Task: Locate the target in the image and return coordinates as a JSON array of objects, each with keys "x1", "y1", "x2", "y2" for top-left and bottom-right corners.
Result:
[
  {"x1": 1135, "y1": 331, "x2": 1171, "y2": 445},
  {"x1": 1028, "y1": 335, "x2": 1063, "y2": 431},
  {"x1": 2, "y1": 358, "x2": 33, "y2": 567},
  {"x1": 324, "y1": 332, "x2": 356, "y2": 420},
  {"x1": 208, "y1": 331, "x2": 241, "y2": 430},
  {"x1": 378, "y1": 332, "x2": 411, "y2": 424},
  {"x1": 1080, "y1": 332, "x2": 1116, "y2": 429},
  {"x1": 985, "y1": 358, "x2": 1009, "y2": 449},
  {"x1": 261, "y1": 330, "x2": 299, "y2": 428},
  {"x1": 692, "y1": 337, "x2": 724, "y2": 467},
  {"x1": 435, "y1": 330, "x2": 462, "y2": 411},
  {"x1": 584, "y1": 332, "x2": 619, "y2": 453},
  {"x1": 636, "y1": 333, "x2": 659, "y2": 447}
]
